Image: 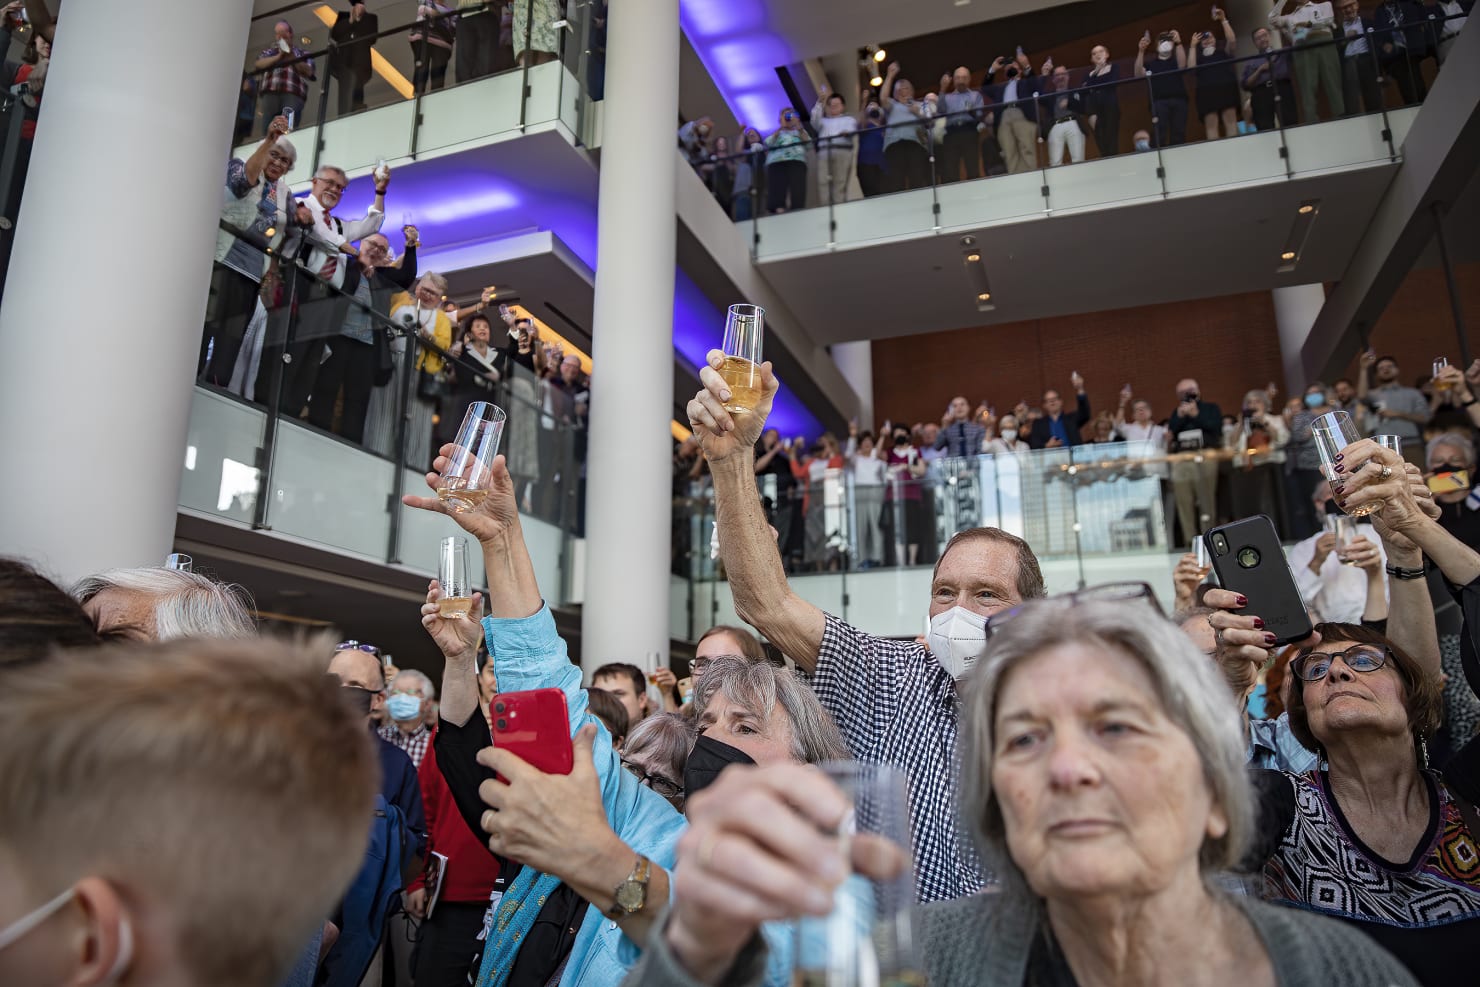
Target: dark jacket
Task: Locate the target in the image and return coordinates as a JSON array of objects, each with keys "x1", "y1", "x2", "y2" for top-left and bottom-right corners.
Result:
[
  {"x1": 1027, "y1": 392, "x2": 1091, "y2": 449},
  {"x1": 330, "y1": 8, "x2": 380, "y2": 76},
  {"x1": 1168, "y1": 399, "x2": 1224, "y2": 449},
  {"x1": 1373, "y1": 0, "x2": 1431, "y2": 53},
  {"x1": 1037, "y1": 85, "x2": 1086, "y2": 138},
  {"x1": 981, "y1": 70, "x2": 1043, "y2": 127}
]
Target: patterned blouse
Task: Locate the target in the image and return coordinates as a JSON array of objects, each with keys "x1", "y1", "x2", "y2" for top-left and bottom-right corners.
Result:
[{"x1": 1260, "y1": 768, "x2": 1480, "y2": 983}]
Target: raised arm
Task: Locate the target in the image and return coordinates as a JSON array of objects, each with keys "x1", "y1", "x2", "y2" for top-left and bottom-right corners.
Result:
[
  {"x1": 879, "y1": 61, "x2": 901, "y2": 108},
  {"x1": 687, "y1": 351, "x2": 827, "y2": 670},
  {"x1": 1219, "y1": 9, "x2": 1238, "y2": 54},
  {"x1": 1174, "y1": 31, "x2": 1188, "y2": 68},
  {"x1": 1135, "y1": 32, "x2": 1150, "y2": 75},
  {"x1": 243, "y1": 116, "x2": 290, "y2": 187}
]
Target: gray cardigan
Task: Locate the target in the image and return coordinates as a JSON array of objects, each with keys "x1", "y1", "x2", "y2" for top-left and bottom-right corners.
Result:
[{"x1": 622, "y1": 892, "x2": 1420, "y2": 987}]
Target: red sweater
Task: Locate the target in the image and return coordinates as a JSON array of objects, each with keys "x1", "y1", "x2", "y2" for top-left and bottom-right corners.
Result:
[{"x1": 407, "y1": 727, "x2": 504, "y2": 903}]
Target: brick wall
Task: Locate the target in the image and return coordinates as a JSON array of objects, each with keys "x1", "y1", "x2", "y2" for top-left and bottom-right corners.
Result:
[{"x1": 870, "y1": 262, "x2": 1480, "y2": 433}]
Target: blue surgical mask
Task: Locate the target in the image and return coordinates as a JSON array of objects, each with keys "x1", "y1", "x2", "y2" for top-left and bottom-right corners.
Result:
[
  {"x1": 1134, "y1": 138, "x2": 1151, "y2": 152},
  {"x1": 1304, "y1": 393, "x2": 1325, "y2": 409},
  {"x1": 386, "y1": 692, "x2": 423, "y2": 721}
]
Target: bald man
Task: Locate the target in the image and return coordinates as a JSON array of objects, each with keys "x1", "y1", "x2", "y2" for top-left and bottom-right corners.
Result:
[{"x1": 938, "y1": 65, "x2": 985, "y2": 181}]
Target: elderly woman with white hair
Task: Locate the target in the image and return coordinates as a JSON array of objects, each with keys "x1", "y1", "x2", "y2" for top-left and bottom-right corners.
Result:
[
  {"x1": 365, "y1": 271, "x2": 453, "y2": 469},
  {"x1": 621, "y1": 591, "x2": 1418, "y2": 987},
  {"x1": 74, "y1": 566, "x2": 256, "y2": 641}
]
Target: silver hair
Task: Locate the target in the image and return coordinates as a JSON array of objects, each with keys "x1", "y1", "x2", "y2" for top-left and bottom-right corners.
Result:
[
  {"x1": 417, "y1": 271, "x2": 449, "y2": 296},
  {"x1": 314, "y1": 164, "x2": 347, "y2": 182},
  {"x1": 1242, "y1": 389, "x2": 1270, "y2": 411},
  {"x1": 693, "y1": 655, "x2": 849, "y2": 764},
  {"x1": 389, "y1": 667, "x2": 435, "y2": 701},
  {"x1": 959, "y1": 598, "x2": 1253, "y2": 902},
  {"x1": 1427, "y1": 430, "x2": 1475, "y2": 469},
  {"x1": 73, "y1": 568, "x2": 256, "y2": 641},
  {"x1": 625, "y1": 712, "x2": 698, "y2": 782},
  {"x1": 275, "y1": 137, "x2": 298, "y2": 166}
]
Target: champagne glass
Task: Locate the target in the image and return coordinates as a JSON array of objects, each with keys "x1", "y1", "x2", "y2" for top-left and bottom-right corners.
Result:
[
  {"x1": 436, "y1": 402, "x2": 507, "y2": 512},
  {"x1": 719, "y1": 303, "x2": 766, "y2": 415},
  {"x1": 1433, "y1": 357, "x2": 1453, "y2": 392},
  {"x1": 793, "y1": 762, "x2": 920, "y2": 987},
  {"x1": 1374, "y1": 434, "x2": 1403, "y2": 455},
  {"x1": 438, "y1": 537, "x2": 472, "y2": 619},
  {"x1": 164, "y1": 553, "x2": 193, "y2": 572},
  {"x1": 1311, "y1": 411, "x2": 1381, "y2": 517},
  {"x1": 1326, "y1": 513, "x2": 1356, "y2": 565}
]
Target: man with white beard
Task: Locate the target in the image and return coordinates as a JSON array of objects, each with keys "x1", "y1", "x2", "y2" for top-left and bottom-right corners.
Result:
[{"x1": 684, "y1": 351, "x2": 1048, "y2": 903}]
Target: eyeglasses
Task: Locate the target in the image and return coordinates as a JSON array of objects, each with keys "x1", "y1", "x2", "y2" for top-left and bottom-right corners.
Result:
[
  {"x1": 314, "y1": 177, "x2": 347, "y2": 191},
  {"x1": 689, "y1": 653, "x2": 744, "y2": 676},
  {"x1": 984, "y1": 582, "x2": 1163, "y2": 641},
  {"x1": 621, "y1": 758, "x2": 682, "y2": 799},
  {"x1": 1293, "y1": 644, "x2": 1390, "y2": 682},
  {"x1": 336, "y1": 640, "x2": 382, "y2": 658}
]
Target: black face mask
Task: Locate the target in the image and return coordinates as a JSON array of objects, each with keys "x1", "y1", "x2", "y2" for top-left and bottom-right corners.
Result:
[
  {"x1": 340, "y1": 685, "x2": 377, "y2": 718},
  {"x1": 1004, "y1": 67, "x2": 1019, "y2": 79},
  {"x1": 683, "y1": 734, "x2": 756, "y2": 798},
  {"x1": 894, "y1": 434, "x2": 910, "y2": 446}
]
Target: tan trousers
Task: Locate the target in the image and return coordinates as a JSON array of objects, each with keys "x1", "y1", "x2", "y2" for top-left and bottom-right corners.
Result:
[{"x1": 998, "y1": 108, "x2": 1040, "y2": 174}]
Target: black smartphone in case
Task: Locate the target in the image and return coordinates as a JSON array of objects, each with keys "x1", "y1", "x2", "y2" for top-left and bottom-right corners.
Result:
[{"x1": 1204, "y1": 515, "x2": 1313, "y2": 646}]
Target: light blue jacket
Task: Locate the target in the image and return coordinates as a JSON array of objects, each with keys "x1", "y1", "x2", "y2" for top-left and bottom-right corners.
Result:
[{"x1": 482, "y1": 605, "x2": 796, "y2": 987}]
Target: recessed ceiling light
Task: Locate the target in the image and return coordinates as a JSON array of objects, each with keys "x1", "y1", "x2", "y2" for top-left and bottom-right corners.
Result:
[
  {"x1": 874, "y1": 49, "x2": 887, "y2": 62},
  {"x1": 966, "y1": 252, "x2": 980, "y2": 262},
  {"x1": 978, "y1": 292, "x2": 991, "y2": 301},
  {"x1": 1281, "y1": 251, "x2": 1296, "y2": 261},
  {"x1": 870, "y1": 74, "x2": 883, "y2": 87},
  {"x1": 1298, "y1": 205, "x2": 1314, "y2": 215}
]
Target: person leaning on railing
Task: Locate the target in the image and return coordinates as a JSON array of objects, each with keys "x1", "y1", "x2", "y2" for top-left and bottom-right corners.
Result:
[
  {"x1": 253, "y1": 20, "x2": 316, "y2": 136},
  {"x1": 878, "y1": 61, "x2": 932, "y2": 190},
  {"x1": 810, "y1": 83, "x2": 858, "y2": 205},
  {"x1": 1243, "y1": 25, "x2": 1299, "y2": 130},
  {"x1": 1268, "y1": 0, "x2": 1345, "y2": 121}
]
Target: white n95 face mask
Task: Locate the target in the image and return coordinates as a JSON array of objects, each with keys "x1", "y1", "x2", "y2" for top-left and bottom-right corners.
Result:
[{"x1": 926, "y1": 606, "x2": 990, "y2": 679}]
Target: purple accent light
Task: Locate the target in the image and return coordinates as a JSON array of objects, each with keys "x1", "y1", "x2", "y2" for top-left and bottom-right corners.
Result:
[{"x1": 680, "y1": 0, "x2": 793, "y2": 133}]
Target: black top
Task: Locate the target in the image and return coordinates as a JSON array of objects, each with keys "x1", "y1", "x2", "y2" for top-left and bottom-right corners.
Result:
[
  {"x1": 1142, "y1": 54, "x2": 1189, "y2": 101},
  {"x1": 434, "y1": 712, "x2": 583, "y2": 987},
  {"x1": 1079, "y1": 64, "x2": 1121, "y2": 115},
  {"x1": 1193, "y1": 47, "x2": 1238, "y2": 90},
  {"x1": 1436, "y1": 498, "x2": 1480, "y2": 551},
  {"x1": 1168, "y1": 400, "x2": 1224, "y2": 449},
  {"x1": 1038, "y1": 86, "x2": 1085, "y2": 128},
  {"x1": 329, "y1": 9, "x2": 380, "y2": 74}
]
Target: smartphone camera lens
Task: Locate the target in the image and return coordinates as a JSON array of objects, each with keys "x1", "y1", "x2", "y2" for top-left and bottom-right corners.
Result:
[
  {"x1": 495, "y1": 717, "x2": 507, "y2": 730},
  {"x1": 494, "y1": 701, "x2": 505, "y2": 713},
  {"x1": 1237, "y1": 546, "x2": 1261, "y2": 569},
  {"x1": 1211, "y1": 533, "x2": 1229, "y2": 555}
]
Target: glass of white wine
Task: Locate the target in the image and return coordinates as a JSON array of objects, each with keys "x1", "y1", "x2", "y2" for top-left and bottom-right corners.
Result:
[
  {"x1": 1312, "y1": 411, "x2": 1382, "y2": 517},
  {"x1": 438, "y1": 537, "x2": 472, "y2": 619},
  {"x1": 1326, "y1": 513, "x2": 1357, "y2": 565},
  {"x1": 793, "y1": 762, "x2": 921, "y2": 987},
  {"x1": 719, "y1": 303, "x2": 765, "y2": 415},
  {"x1": 436, "y1": 401, "x2": 507, "y2": 512}
]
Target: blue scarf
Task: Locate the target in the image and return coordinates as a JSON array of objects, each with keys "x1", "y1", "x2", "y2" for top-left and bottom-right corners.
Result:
[{"x1": 474, "y1": 868, "x2": 564, "y2": 987}]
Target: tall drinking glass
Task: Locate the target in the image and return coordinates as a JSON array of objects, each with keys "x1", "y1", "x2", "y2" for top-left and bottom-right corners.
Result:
[
  {"x1": 164, "y1": 553, "x2": 193, "y2": 572},
  {"x1": 438, "y1": 537, "x2": 472, "y2": 619},
  {"x1": 1433, "y1": 357, "x2": 1452, "y2": 391},
  {"x1": 1311, "y1": 411, "x2": 1380, "y2": 517},
  {"x1": 1326, "y1": 513, "x2": 1357, "y2": 565},
  {"x1": 1374, "y1": 434, "x2": 1403, "y2": 455},
  {"x1": 719, "y1": 303, "x2": 765, "y2": 415},
  {"x1": 436, "y1": 402, "x2": 507, "y2": 512},
  {"x1": 793, "y1": 762, "x2": 920, "y2": 987}
]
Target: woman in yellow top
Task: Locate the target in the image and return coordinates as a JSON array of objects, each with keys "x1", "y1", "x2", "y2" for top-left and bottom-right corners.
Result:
[{"x1": 366, "y1": 271, "x2": 453, "y2": 469}]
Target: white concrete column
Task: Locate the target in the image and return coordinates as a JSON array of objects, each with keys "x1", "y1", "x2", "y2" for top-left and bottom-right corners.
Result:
[
  {"x1": 581, "y1": 0, "x2": 680, "y2": 671},
  {"x1": 830, "y1": 340, "x2": 874, "y2": 428},
  {"x1": 0, "y1": 0, "x2": 252, "y2": 583},
  {"x1": 1272, "y1": 284, "x2": 1328, "y2": 396}
]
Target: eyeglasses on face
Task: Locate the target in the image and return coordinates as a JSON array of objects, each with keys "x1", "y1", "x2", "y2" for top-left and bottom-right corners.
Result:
[
  {"x1": 621, "y1": 758, "x2": 682, "y2": 798},
  {"x1": 983, "y1": 582, "x2": 1163, "y2": 641},
  {"x1": 1294, "y1": 644, "x2": 1390, "y2": 682},
  {"x1": 336, "y1": 639, "x2": 382, "y2": 658}
]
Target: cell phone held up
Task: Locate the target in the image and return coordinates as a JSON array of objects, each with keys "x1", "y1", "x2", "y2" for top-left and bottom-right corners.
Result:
[
  {"x1": 1203, "y1": 515, "x2": 1313, "y2": 646},
  {"x1": 490, "y1": 688, "x2": 574, "y2": 776},
  {"x1": 1428, "y1": 470, "x2": 1470, "y2": 494}
]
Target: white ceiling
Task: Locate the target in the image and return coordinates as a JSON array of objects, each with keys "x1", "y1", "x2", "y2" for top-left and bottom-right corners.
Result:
[{"x1": 755, "y1": 167, "x2": 1403, "y2": 344}]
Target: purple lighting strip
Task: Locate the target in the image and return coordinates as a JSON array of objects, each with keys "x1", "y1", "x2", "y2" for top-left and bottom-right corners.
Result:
[{"x1": 680, "y1": 0, "x2": 793, "y2": 134}]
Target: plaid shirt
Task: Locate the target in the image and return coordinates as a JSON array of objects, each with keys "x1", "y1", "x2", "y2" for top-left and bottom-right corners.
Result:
[
  {"x1": 378, "y1": 722, "x2": 432, "y2": 768},
  {"x1": 807, "y1": 612, "x2": 984, "y2": 903},
  {"x1": 258, "y1": 45, "x2": 316, "y2": 98}
]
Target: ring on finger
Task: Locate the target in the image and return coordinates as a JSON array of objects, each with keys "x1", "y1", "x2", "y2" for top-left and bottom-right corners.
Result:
[{"x1": 1378, "y1": 464, "x2": 1393, "y2": 480}]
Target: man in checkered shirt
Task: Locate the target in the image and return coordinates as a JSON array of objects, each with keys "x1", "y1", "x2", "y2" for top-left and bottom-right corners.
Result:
[
  {"x1": 380, "y1": 667, "x2": 436, "y2": 768},
  {"x1": 685, "y1": 352, "x2": 1048, "y2": 903},
  {"x1": 253, "y1": 20, "x2": 317, "y2": 137}
]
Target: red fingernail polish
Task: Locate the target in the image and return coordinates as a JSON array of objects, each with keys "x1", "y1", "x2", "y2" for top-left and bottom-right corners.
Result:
[
  {"x1": 1334, "y1": 453, "x2": 1344, "y2": 461},
  {"x1": 1235, "y1": 594, "x2": 1248, "y2": 606},
  {"x1": 1253, "y1": 617, "x2": 1264, "y2": 629},
  {"x1": 1264, "y1": 633, "x2": 1278, "y2": 646},
  {"x1": 1334, "y1": 465, "x2": 1345, "y2": 474}
]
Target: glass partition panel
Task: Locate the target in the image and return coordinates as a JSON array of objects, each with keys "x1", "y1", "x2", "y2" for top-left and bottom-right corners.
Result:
[{"x1": 179, "y1": 385, "x2": 267, "y2": 526}]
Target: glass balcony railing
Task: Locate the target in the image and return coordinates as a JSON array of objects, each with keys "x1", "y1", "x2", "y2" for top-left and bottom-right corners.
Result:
[
  {"x1": 236, "y1": 0, "x2": 604, "y2": 181},
  {"x1": 670, "y1": 440, "x2": 1234, "y2": 641},
  {"x1": 188, "y1": 218, "x2": 584, "y2": 603},
  {"x1": 691, "y1": 16, "x2": 1465, "y2": 259}
]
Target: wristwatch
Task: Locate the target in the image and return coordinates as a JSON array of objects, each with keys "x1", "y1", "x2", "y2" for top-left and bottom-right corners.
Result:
[{"x1": 605, "y1": 855, "x2": 652, "y2": 919}]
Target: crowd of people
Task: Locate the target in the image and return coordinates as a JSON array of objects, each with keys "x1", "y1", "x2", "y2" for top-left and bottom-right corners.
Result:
[
  {"x1": 675, "y1": 354, "x2": 1480, "y2": 579},
  {"x1": 682, "y1": 1, "x2": 1470, "y2": 218},
  {"x1": 237, "y1": 1, "x2": 592, "y2": 144},
  {"x1": 200, "y1": 112, "x2": 591, "y2": 515},
  {"x1": 7, "y1": 345, "x2": 1480, "y2": 987}
]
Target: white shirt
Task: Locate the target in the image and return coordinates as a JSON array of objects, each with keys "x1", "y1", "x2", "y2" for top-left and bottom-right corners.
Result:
[
  {"x1": 296, "y1": 192, "x2": 385, "y2": 290},
  {"x1": 1286, "y1": 523, "x2": 1387, "y2": 623},
  {"x1": 811, "y1": 102, "x2": 860, "y2": 150},
  {"x1": 1116, "y1": 421, "x2": 1169, "y2": 477}
]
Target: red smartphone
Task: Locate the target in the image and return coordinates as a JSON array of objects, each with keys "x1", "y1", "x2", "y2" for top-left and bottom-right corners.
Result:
[{"x1": 490, "y1": 688, "x2": 574, "y2": 775}]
